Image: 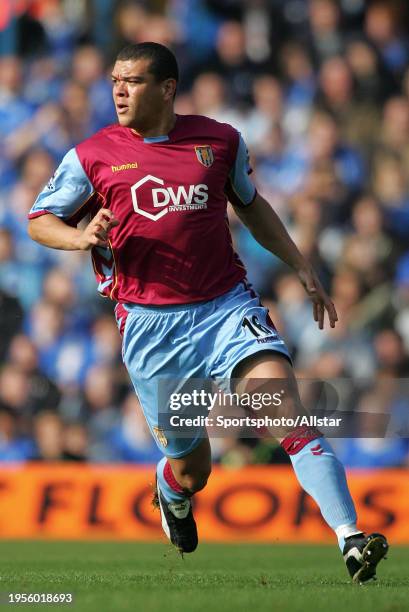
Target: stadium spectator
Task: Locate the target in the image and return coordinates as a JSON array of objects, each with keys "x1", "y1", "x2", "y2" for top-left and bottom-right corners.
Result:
[
  {"x1": 0, "y1": 405, "x2": 35, "y2": 462},
  {"x1": 0, "y1": 364, "x2": 31, "y2": 415},
  {"x1": 0, "y1": 55, "x2": 34, "y2": 189},
  {"x1": 207, "y1": 20, "x2": 266, "y2": 106},
  {"x1": 364, "y1": 0, "x2": 409, "y2": 78},
  {"x1": 109, "y1": 392, "x2": 163, "y2": 463},
  {"x1": 83, "y1": 365, "x2": 121, "y2": 462},
  {"x1": 190, "y1": 72, "x2": 243, "y2": 127},
  {"x1": 33, "y1": 410, "x2": 64, "y2": 461},
  {"x1": 345, "y1": 37, "x2": 398, "y2": 106},
  {"x1": 373, "y1": 96, "x2": 409, "y2": 172},
  {"x1": 8, "y1": 334, "x2": 61, "y2": 415},
  {"x1": 305, "y1": 0, "x2": 345, "y2": 68},
  {"x1": 279, "y1": 42, "x2": 316, "y2": 139},
  {"x1": 315, "y1": 55, "x2": 381, "y2": 155},
  {"x1": 243, "y1": 75, "x2": 284, "y2": 151},
  {"x1": 0, "y1": 289, "x2": 23, "y2": 362},
  {"x1": 335, "y1": 389, "x2": 409, "y2": 468}
]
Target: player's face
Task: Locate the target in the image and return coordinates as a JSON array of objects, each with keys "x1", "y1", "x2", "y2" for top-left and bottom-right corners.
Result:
[{"x1": 111, "y1": 58, "x2": 174, "y2": 129}]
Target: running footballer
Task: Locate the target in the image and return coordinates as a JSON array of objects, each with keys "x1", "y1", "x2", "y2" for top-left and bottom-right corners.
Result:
[{"x1": 28, "y1": 42, "x2": 388, "y2": 584}]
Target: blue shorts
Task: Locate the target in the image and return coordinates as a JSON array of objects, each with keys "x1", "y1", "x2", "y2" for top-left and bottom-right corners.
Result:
[{"x1": 115, "y1": 282, "x2": 291, "y2": 458}]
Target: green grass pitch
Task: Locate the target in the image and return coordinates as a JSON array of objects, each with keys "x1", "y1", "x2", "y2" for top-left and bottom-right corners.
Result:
[{"x1": 0, "y1": 541, "x2": 407, "y2": 612}]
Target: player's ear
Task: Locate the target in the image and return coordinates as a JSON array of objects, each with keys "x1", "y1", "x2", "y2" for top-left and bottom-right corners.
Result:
[{"x1": 162, "y1": 79, "x2": 177, "y2": 101}]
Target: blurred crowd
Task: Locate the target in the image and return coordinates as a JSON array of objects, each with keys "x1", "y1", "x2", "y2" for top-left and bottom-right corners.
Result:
[{"x1": 0, "y1": 0, "x2": 409, "y2": 467}]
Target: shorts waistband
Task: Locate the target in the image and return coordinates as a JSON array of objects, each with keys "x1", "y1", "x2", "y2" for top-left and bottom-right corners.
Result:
[
  {"x1": 119, "y1": 282, "x2": 246, "y2": 315},
  {"x1": 122, "y1": 301, "x2": 206, "y2": 314}
]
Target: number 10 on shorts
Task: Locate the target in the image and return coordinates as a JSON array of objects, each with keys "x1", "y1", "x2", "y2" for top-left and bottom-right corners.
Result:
[{"x1": 242, "y1": 315, "x2": 276, "y2": 339}]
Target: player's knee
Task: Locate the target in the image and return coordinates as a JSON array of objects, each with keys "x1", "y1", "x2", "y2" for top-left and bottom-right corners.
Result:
[{"x1": 179, "y1": 467, "x2": 211, "y2": 494}]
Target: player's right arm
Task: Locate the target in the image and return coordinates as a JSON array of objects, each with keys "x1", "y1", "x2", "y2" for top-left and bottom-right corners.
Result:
[
  {"x1": 27, "y1": 148, "x2": 118, "y2": 251},
  {"x1": 28, "y1": 207, "x2": 118, "y2": 251}
]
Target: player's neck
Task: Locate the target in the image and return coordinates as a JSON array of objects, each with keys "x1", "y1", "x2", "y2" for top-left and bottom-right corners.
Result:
[{"x1": 130, "y1": 111, "x2": 177, "y2": 138}]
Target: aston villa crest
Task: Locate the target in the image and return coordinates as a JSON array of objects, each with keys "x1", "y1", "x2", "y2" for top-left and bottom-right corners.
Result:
[
  {"x1": 195, "y1": 145, "x2": 214, "y2": 167},
  {"x1": 153, "y1": 427, "x2": 168, "y2": 447}
]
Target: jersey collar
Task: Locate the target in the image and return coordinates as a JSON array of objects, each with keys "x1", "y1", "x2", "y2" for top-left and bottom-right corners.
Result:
[{"x1": 129, "y1": 114, "x2": 180, "y2": 144}]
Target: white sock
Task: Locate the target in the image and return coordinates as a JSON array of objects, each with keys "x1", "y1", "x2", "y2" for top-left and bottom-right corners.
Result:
[{"x1": 335, "y1": 523, "x2": 363, "y2": 550}]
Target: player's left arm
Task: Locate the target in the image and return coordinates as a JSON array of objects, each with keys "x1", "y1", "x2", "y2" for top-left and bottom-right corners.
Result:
[
  {"x1": 227, "y1": 134, "x2": 337, "y2": 330},
  {"x1": 234, "y1": 194, "x2": 337, "y2": 329}
]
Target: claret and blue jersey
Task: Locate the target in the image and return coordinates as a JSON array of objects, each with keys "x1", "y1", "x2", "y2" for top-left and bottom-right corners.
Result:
[
  {"x1": 29, "y1": 114, "x2": 257, "y2": 306},
  {"x1": 26, "y1": 58, "x2": 381, "y2": 569}
]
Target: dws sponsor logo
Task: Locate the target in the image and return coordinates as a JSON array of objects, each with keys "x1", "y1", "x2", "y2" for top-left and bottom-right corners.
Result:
[{"x1": 131, "y1": 175, "x2": 208, "y2": 221}]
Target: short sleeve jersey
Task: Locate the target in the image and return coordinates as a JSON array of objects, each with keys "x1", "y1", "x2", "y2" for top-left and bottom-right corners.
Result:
[{"x1": 29, "y1": 114, "x2": 257, "y2": 305}]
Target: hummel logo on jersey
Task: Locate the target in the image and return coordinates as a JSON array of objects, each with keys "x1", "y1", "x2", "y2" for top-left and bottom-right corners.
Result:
[
  {"x1": 111, "y1": 162, "x2": 138, "y2": 172},
  {"x1": 131, "y1": 174, "x2": 208, "y2": 221}
]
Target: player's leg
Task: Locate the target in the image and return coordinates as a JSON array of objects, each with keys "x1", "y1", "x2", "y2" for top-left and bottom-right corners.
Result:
[
  {"x1": 233, "y1": 352, "x2": 389, "y2": 583},
  {"x1": 150, "y1": 379, "x2": 212, "y2": 553},
  {"x1": 233, "y1": 352, "x2": 360, "y2": 540},
  {"x1": 115, "y1": 302, "x2": 211, "y2": 554},
  {"x1": 155, "y1": 436, "x2": 211, "y2": 553},
  {"x1": 158, "y1": 436, "x2": 212, "y2": 497},
  {"x1": 204, "y1": 282, "x2": 388, "y2": 582}
]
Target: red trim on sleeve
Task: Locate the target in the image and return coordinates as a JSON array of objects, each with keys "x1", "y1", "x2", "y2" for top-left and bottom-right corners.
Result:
[
  {"x1": 28, "y1": 192, "x2": 103, "y2": 226},
  {"x1": 65, "y1": 191, "x2": 102, "y2": 227},
  {"x1": 27, "y1": 210, "x2": 51, "y2": 220}
]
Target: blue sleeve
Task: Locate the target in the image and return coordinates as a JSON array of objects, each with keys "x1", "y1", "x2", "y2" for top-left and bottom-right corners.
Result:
[
  {"x1": 226, "y1": 134, "x2": 257, "y2": 207},
  {"x1": 29, "y1": 148, "x2": 95, "y2": 221}
]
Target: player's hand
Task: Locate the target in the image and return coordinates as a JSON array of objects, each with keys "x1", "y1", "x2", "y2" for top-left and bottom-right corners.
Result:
[
  {"x1": 297, "y1": 265, "x2": 338, "y2": 330},
  {"x1": 77, "y1": 209, "x2": 119, "y2": 250}
]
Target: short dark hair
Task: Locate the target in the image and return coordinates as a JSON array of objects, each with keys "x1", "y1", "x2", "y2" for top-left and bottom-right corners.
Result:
[{"x1": 116, "y1": 42, "x2": 179, "y2": 83}]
